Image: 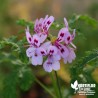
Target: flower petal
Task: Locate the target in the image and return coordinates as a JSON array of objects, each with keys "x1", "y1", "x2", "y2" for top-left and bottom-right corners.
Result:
[
  {"x1": 31, "y1": 54, "x2": 43, "y2": 66},
  {"x1": 57, "y1": 43, "x2": 69, "y2": 58},
  {"x1": 52, "y1": 54, "x2": 61, "y2": 61},
  {"x1": 52, "y1": 61, "x2": 60, "y2": 71},
  {"x1": 32, "y1": 34, "x2": 41, "y2": 47},
  {"x1": 41, "y1": 41, "x2": 52, "y2": 50},
  {"x1": 45, "y1": 16, "x2": 54, "y2": 30},
  {"x1": 34, "y1": 19, "x2": 38, "y2": 30},
  {"x1": 57, "y1": 28, "x2": 68, "y2": 42},
  {"x1": 43, "y1": 60, "x2": 52, "y2": 72},
  {"x1": 25, "y1": 26, "x2": 32, "y2": 44},
  {"x1": 38, "y1": 33, "x2": 47, "y2": 43},
  {"x1": 43, "y1": 15, "x2": 48, "y2": 24},
  {"x1": 26, "y1": 47, "x2": 35, "y2": 57},
  {"x1": 64, "y1": 18, "x2": 68, "y2": 28},
  {"x1": 64, "y1": 47, "x2": 76, "y2": 64},
  {"x1": 64, "y1": 31, "x2": 72, "y2": 44},
  {"x1": 47, "y1": 45, "x2": 58, "y2": 55},
  {"x1": 36, "y1": 47, "x2": 47, "y2": 56}
]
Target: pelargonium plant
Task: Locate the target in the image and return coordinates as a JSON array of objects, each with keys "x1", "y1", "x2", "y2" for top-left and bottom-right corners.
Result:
[
  {"x1": 25, "y1": 15, "x2": 76, "y2": 98},
  {"x1": 1, "y1": 14, "x2": 98, "y2": 98},
  {"x1": 26, "y1": 15, "x2": 76, "y2": 72}
]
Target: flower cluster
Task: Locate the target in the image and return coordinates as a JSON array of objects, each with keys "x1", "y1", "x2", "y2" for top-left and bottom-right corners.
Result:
[{"x1": 26, "y1": 15, "x2": 76, "y2": 72}]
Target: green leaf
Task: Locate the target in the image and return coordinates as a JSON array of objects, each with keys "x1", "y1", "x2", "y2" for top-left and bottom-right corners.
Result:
[
  {"x1": 3, "y1": 71, "x2": 19, "y2": 98},
  {"x1": 19, "y1": 68, "x2": 34, "y2": 91},
  {"x1": 70, "y1": 49, "x2": 98, "y2": 81}
]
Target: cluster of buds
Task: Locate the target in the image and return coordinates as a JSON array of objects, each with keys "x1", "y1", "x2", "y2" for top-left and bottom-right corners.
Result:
[{"x1": 26, "y1": 15, "x2": 76, "y2": 72}]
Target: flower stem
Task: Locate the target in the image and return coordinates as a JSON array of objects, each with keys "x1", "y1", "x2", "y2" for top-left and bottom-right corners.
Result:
[
  {"x1": 35, "y1": 78, "x2": 57, "y2": 98},
  {"x1": 50, "y1": 72, "x2": 59, "y2": 98},
  {"x1": 55, "y1": 71, "x2": 62, "y2": 98}
]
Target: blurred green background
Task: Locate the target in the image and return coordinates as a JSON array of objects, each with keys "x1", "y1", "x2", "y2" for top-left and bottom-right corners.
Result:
[{"x1": 0, "y1": 0, "x2": 98, "y2": 98}]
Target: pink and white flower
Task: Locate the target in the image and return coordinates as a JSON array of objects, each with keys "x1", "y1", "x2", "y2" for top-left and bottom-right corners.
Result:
[
  {"x1": 25, "y1": 16, "x2": 76, "y2": 72},
  {"x1": 43, "y1": 45, "x2": 61, "y2": 72},
  {"x1": 57, "y1": 18, "x2": 76, "y2": 48},
  {"x1": 26, "y1": 27, "x2": 46, "y2": 66},
  {"x1": 55, "y1": 18, "x2": 76, "y2": 64},
  {"x1": 34, "y1": 15, "x2": 54, "y2": 43}
]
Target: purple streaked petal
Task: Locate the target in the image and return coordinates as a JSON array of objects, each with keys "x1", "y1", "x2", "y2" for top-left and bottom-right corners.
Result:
[
  {"x1": 64, "y1": 31, "x2": 72, "y2": 44},
  {"x1": 25, "y1": 26, "x2": 32, "y2": 44},
  {"x1": 36, "y1": 47, "x2": 47, "y2": 56},
  {"x1": 57, "y1": 28, "x2": 68, "y2": 42},
  {"x1": 45, "y1": 16, "x2": 54, "y2": 30},
  {"x1": 32, "y1": 34, "x2": 41, "y2": 47},
  {"x1": 47, "y1": 46, "x2": 58, "y2": 55},
  {"x1": 58, "y1": 44, "x2": 69, "y2": 58}
]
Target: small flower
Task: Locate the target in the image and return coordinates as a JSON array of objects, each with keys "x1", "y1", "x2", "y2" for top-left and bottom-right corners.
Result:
[
  {"x1": 26, "y1": 27, "x2": 46, "y2": 66},
  {"x1": 54, "y1": 18, "x2": 76, "y2": 64},
  {"x1": 57, "y1": 18, "x2": 76, "y2": 48},
  {"x1": 34, "y1": 15, "x2": 54, "y2": 43},
  {"x1": 43, "y1": 45, "x2": 61, "y2": 72},
  {"x1": 25, "y1": 16, "x2": 76, "y2": 72}
]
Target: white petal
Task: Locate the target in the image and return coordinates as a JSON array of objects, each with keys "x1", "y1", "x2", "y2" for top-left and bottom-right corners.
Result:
[
  {"x1": 43, "y1": 60, "x2": 52, "y2": 72},
  {"x1": 70, "y1": 49, "x2": 76, "y2": 60},
  {"x1": 65, "y1": 47, "x2": 76, "y2": 63},
  {"x1": 26, "y1": 47, "x2": 35, "y2": 57},
  {"x1": 31, "y1": 54, "x2": 43, "y2": 66},
  {"x1": 52, "y1": 61, "x2": 60, "y2": 71},
  {"x1": 52, "y1": 54, "x2": 61, "y2": 61},
  {"x1": 38, "y1": 34, "x2": 47, "y2": 43},
  {"x1": 41, "y1": 41, "x2": 52, "y2": 50},
  {"x1": 64, "y1": 18, "x2": 68, "y2": 28},
  {"x1": 34, "y1": 19, "x2": 38, "y2": 30}
]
